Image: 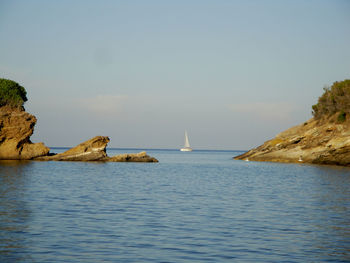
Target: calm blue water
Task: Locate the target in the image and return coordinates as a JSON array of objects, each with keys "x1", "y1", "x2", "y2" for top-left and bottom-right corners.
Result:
[{"x1": 0, "y1": 149, "x2": 349, "y2": 262}]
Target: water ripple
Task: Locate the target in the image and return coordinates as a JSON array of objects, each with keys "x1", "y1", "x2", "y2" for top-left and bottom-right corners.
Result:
[{"x1": 0, "y1": 151, "x2": 349, "y2": 262}]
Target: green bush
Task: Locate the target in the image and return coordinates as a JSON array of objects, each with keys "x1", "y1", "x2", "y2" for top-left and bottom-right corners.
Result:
[
  {"x1": 0, "y1": 78, "x2": 27, "y2": 108},
  {"x1": 312, "y1": 79, "x2": 350, "y2": 119}
]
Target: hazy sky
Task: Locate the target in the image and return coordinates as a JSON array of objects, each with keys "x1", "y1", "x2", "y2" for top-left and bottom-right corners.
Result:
[{"x1": 1, "y1": 0, "x2": 349, "y2": 150}]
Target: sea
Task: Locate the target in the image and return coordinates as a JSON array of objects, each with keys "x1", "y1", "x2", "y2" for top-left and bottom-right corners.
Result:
[{"x1": 0, "y1": 148, "x2": 349, "y2": 263}]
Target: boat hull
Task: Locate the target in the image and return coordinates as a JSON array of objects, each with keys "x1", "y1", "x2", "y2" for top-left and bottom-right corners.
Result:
[{"x1": 180, "y1": 148, "x2": 193, "y2": 152}]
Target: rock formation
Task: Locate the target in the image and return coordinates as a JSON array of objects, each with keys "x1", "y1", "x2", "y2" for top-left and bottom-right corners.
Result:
[
  {"x1": 0, "y1": 78, "x2": 158, "y2": 163},
  {"x1": 0, "y1": 108, "x2": 158, "y2": 162},
  {"x1": 36, "y1": 136, "x2": 159, "y2": 162},
  {"x1": 0, "y1": 106, "x2": 158, "y2": 163},
  {"x1": 234, "y1": 115, "x2": 350, "y2": 166},
  {"x1": 235, "y1": 79, "x2": 350, "y2": 166},
  {"x1": 36, "y1": 136, "x2": 110, "y2": 161},
  {"x1": 107, "y1": 151, "x2": 159, "y2": 162},
  {"x1": 0, "y1": 106, "x2": 50, "y2": 160}
]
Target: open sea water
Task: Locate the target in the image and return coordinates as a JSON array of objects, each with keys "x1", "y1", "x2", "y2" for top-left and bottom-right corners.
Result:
[{"x1": 0, "y1": 149, "x2": 349, "y2": 262}]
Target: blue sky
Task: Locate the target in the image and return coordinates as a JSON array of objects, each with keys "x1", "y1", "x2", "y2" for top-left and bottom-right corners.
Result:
[{"x1": 1, "y1": 0, "x2": 349, "y2": 149}]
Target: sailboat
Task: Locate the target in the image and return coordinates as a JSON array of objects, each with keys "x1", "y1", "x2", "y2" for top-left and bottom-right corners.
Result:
[{"x1": 180, "y1": 131, "x2": 193, "y2": 152}]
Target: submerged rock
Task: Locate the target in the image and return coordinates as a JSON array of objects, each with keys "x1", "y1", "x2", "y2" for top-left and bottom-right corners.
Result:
[
  {"x1": 0, "y1": 106, "x2": 49, "y2": 160},
  {"x1": 234, "y1": 116, "x2": 350, "y2": 166},
  {"x1": 107, "y1": 151, "x2": 158, "y2": 162}
]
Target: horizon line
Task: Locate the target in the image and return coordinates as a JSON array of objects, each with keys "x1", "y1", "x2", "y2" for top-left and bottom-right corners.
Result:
[{"x1": 49, "y1": 146, "x2": 247, "y2": 152}]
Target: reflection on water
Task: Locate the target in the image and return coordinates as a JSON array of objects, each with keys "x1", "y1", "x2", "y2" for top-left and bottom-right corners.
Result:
[
  {"x1": 310, "y1": 165, "x2": 350, "y2": 259},
  {"x1": 0, "y1": 161, "x2": 32, "y2": 262}
]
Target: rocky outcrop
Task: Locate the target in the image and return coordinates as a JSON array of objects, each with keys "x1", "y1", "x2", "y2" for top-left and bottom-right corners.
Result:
[
  {"x1": 0, "y1": 78, "x2": 158, "y2": 163},
  {"x1": 35, "y1": 136, "x2": 158, "y2": 162},
  {"x1": 0, "y1": 106, "x2": 49, "y2": 160},
  {"x1": 107, "y1": 151, "x2": 158, "y2": 162},
  {"x1": 36, "y1": 136, "x2": 110, "y2": 161},
  {"x1": 0, "y1": 106, "x2": 158, "y2": 163},
  {"x1": 234, "y1": 115, "x2": 350, "y2": 166}
]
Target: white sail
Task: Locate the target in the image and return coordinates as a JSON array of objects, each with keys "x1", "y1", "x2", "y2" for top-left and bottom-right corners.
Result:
[{"x1": 184, "y1": 131, "x2": 190, "y2": 148}]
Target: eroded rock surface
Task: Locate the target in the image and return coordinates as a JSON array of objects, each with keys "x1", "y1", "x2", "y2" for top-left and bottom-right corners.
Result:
[
  {"x1": 35, "y1": 136, "x2": 159, "y2": 162},
  {"x1": 0, "y1": 106, "x2": 49, "y2": 160},
  {"x1": 36, "y1": 136, "x2": 110, "y2": 161},
  {"x1": 234, "y1": 115, "x2": 350, "y2": 166},
  {"x1": 0, "y1": 106, "x2": 158, "y2": 163}
]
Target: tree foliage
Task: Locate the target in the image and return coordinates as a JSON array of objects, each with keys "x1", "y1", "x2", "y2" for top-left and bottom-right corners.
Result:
[
  {"x1": 0, "y1": 78, "x2": 28, "y2": 108},
  {"x1": 312, "y1": 80, "x2": 350, "y2": 121}
]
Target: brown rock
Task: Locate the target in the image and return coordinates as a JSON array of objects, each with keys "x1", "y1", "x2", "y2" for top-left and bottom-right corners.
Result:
[
  {"x1": 107, "y1": 151, "x2": 158, "y2": 162},
  {"x1": 36, "y1": 136, "x2": 110, "y2": 161},
  {"x1": 0, "y1": 102, "x2": 158, "y2": 163},
  {"x1": 0, "y1": 106, "x2": 49, "y2": 160},
  {"x1": 234, "y1": 115, "x2": 350, "y2": 166},
  {"x1": 36, "y1": 137, "x2": 158, "y2": 162}
]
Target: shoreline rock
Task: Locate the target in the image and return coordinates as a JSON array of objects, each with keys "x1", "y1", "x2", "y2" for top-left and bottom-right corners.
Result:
[
  {"x1": 35, "y1": 136, "x2": 110, "y2": 161},
  {"x1": 0, "y1": 106, "x2": 158, "y2": 163},
  {"x1": 234, "y1": 115, "x2": 350, "y2": 166},
  {"x1": 107, "y1": 151, "x2": 158, "y2": 162},
  {"x1": 35, "y1": 136, "x2": 158, "y2": 162},
  {"x1": 0, "y1": 106, "x2": 49, "y2": 160}
]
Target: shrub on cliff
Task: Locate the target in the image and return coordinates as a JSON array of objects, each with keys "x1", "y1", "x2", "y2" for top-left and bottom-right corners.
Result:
[
  {"x1": 312, "y1": 79, "x2": 350, "y2": 120},
  {"x1": 0, "y1": 78, "x2": 27, "y2": 108}
]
